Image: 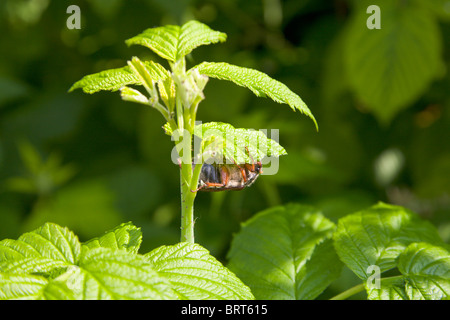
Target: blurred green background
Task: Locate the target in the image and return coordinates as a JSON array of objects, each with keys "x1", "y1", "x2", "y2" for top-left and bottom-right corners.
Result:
[{"x1": 0, "y1": 0, "x2": 449, "y2": 298}]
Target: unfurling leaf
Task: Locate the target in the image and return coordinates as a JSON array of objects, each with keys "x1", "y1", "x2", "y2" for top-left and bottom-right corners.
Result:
[
  {"x1": 126, "y1": 20, "x2": 227, "y2": 62},
  {"x1": 69, "y1": 66, "x2": 139, "y2": 94},
  {"x1": 69, "y1": 59, "x2": 169, "y2": 95}
]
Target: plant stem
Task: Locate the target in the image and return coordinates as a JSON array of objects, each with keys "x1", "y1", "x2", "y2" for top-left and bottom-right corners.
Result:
[
  {"x1": 180, "y1": 169, "x2": 195, "y2": 243},
  {"x1": 329, "y1": 283, "x2": 365, "y2": 300},
  {"x1": 329, "y1": 274, "x2": 405, "y2": 300},
  {"x1": 173, "y1": 57, "x2": 203, "y2": 244},
  {"x1": 179, "y1": 129, "x2": 196, "y2": 243}
]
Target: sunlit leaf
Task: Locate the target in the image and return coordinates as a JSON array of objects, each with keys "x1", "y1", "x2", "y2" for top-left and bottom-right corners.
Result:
[
  {"x1": 227, "y1": 204, "x2": 341, "y2": 300},
  {"x1": 333, "y1": 202, "x2": 443, "y2": 280},
  {"x1": 194, "y1": 62, "x2": 317, "y2": 129},
  {"x1": 145, "y1": 242, "x2": 254, "y2": 300},
  {"x1": 193, "y1": 121, "x2": 287, "y2": 164},
  {"x1": 125, "y1": 20, "x2": 227, "y2": 62},
  {"x1": 83, "y1": 222, "x2": 142, "y2": 254}
]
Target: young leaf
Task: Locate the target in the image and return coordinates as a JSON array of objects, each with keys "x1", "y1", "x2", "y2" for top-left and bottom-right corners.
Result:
[
  {"x1": 127, "y1": 57, "x2": 169, "y2": 91},
  {"x1": 69, "y1": 66, "x2": 140, "y2": 94},
  {"x1": 227, "y1": 204, "x2": 342, "y2": 300},
  {"x1": 82, "y1": 222, "x2": 142, "y2": 254},
  {"x1": 67, "y1": 248, "x2": 177, "y2": 300},
  {"x1": 120, "y1": 86, "x2": 149, "y2": 105},
  {"x1": 193, "y1": 62, "x2": 317, "y2": 130},
  {"x1": 145, "y1": 242, "x2": 254, "y2": 300},
  {"x1": 125, "y1": 20, "x2": 227, "y2": 62},
  {"x1": 69, "y1": 60, "x2": 169, "y2": 95},
  {"x1": 333, "y1": 202, "x2": 443, "y2": 280},
  {"x1": 193, "y1": 121, "x2": 287, "y2": 164},
  {"x1": 0, "y1": 222, "x2": 81, "y2": 274}
]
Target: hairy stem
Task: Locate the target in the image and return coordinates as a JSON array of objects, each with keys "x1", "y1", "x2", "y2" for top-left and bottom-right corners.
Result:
[{"x1": 179, "y1": 129, "x2": 195, "y2": 243}]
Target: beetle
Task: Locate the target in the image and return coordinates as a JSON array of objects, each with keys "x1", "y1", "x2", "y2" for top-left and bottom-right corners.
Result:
[{"x1": 193, "y1": 152, "x2": 263, "y2": 192}]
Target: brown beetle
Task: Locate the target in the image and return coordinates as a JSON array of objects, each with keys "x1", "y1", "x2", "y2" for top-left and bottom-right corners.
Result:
[{"x1": 194, "y1": 156, "x2": 263, "y2": 192}]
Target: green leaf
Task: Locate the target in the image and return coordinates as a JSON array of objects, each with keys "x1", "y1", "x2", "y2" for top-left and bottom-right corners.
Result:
[
  {"x1": 227, "y1": 204, "x2": 342, "y2": 300},
  {"x1": 65, "y1": 248, "x2": 177, "y2": 300},
  {"x1": 193, "y1": 121, "x2": 287, "y2": 164},
  {"x1": 194, "y1": 62, "x2": 317, "y2": 130},
  {"x1": 125, "y1": 20, "x2": 227, "y2": 62},
  {"x1": 367, "y1": 243, "x2": 450, "y2": 300},
  {"x1": 127, "y1": 57, "x2": 169, "y2": 91},
  {"x1": 120, "y1": 86, "x2": 149, "y2": 105},
  {"x1": 366, "y1": 276, "x2": 409, "y2": 300},
  {"x1": 0, "y1": 271, "x2": 77, "y2": 300},
  {"x1": 83, "y1": 222, "x2": 142, "y2": 254},
  {"x1": 0, "y1": 222, "x2": 81, "y2": 274},
  {"x1": 69, "y1": 65, "x2": 140, "y2": 94},
  {"x1": 145, "y1": 242, "x2": 254, "y2": 300},
  {"x1": 398, "y1": 242, "x2": 450, "y2": 300},
  {"x1": 344, "y1": 0, "x2": 443, "y2": 124},
  {"x1": 69, "y1": 59, "x2": 169, "y2": 95},
  {"x1": 0, "y1": 273, "x2": 49, "y2": 300},
  {"x1": 333, "y1": 202, "x2": 443, "y2": 280}
]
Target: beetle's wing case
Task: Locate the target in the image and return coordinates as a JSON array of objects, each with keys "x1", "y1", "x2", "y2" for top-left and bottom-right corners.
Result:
[{"x1": 198, "y1": 163, "x2": 221, "y2": 185}]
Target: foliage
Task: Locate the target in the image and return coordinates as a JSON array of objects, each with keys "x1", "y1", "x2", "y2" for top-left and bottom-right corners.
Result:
[
  {"x1": 1, "y1": 203, "x2": 447, "y2": 300},
  {"x1": 227, "y1": 202, "x2": 449, "y2": 300},
  {"x1": 0, "y1": 222, "x2": 253, "y2": 300},
  {"x1": 69, "y1": 20, "x2": 315, "y2": 244},
  {"x1": 0, "y1": 0, "x2": 448, "y2": 300}
]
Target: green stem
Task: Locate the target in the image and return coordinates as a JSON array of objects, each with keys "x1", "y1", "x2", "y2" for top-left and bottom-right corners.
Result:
[
  {"x1": 179, "y1": 127, "x2": 197, "y2": 243},
  {"x1": 329, "y1": 283, "x2": 365, "y2": 300},
  {"x1": 180, "y1": 168, "x2": 195, "y2": 243},
  {"x1": 329, "y1": 275, "x2": 406, "y2": 300}
]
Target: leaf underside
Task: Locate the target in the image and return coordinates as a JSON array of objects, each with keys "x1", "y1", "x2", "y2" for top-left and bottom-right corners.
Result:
[{"x1": 193, "y1": 121, "x2": 287, "y2": 164}]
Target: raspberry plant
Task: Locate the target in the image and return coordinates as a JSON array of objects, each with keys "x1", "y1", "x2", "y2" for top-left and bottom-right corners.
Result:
[
  {"x1": 0, "y1": 21, "x2": 448, "y2": 301},
  {"x1": 69, "y1": 20, "x2": 317, "y2": 243}
]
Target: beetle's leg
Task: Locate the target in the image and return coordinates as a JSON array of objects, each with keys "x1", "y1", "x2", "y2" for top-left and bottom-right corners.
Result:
[
  {"x1": 221, "y1": 166, "x2": 230, "y2": 186},
  {"x1": 229, "y1": 154, "x2": 248, "y2": 182},
  {"x1": 191, "y1": 180, "x2": 206, "y2": 193},
  {"x1": 244, "y1": 146, "x2": 256, "y2": 171},
  {"x1": 244, "y1": 146, "x2": 263, "y2": 174}
]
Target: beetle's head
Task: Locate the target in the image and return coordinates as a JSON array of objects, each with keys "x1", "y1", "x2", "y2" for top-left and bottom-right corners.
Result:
[{"x1": 254, "y1": 161, "x2": 263, "y2": 174}]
